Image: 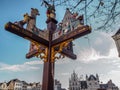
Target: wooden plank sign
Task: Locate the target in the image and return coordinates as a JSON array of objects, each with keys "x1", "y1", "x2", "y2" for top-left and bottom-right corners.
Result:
[{"x1": 5, "y1": 22, "x2": 49, "y2": 47}]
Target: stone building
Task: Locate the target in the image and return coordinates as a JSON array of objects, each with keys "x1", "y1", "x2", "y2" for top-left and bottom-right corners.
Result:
[
  {"x1": 69, "y1": 71, "x2": 119, "y2": 90},
  {"x1": 7, "y1": 79, "x2": 23, "y2": 90},
  {"x1": 54, "y1": 79, "x2": 66, "y2": 90},
  {"x1": 69, "y1": 71, "x2": 81, "y2": 90},
  {"x1": 86, "y1": 74, "x2": 100, "y2": 90},
  {"x1": 100, "y1": 80, "x2": 119, "y2": 90},
  {"x1": 54, "y1": 79, "x2": 62, "y2": 90},
  {"x1": 0, "y1": 82, "x2": 8, "y2": 90},
  {"x1": 0, "y1": 78, "x2": 42, "y2": 90},
  {"x1": 22, "y1": 81, "x2": 28, "y2": 90},
  {"x1": 31, "y1": 82, "x2": 41, "y2": 90}
]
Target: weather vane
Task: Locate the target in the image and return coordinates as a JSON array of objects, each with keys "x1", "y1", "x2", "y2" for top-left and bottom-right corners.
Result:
[{"x1": 4, "y1": 0, "x2": 91, "y2": 90}]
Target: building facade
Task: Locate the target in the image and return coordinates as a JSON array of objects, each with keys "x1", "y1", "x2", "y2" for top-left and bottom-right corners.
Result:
[
  {"x1": 7, "y1": 79, "x2": 23, "y2": 90},
  {"x1": 69, "y1": 71, "x2": 81, "y2": 90},
  {"x1": 69, "y1": 71, "x2": 119, "y2": 90},
  {"x1": 0, "y1": 79, "x2": 42, "y2": 90},
  {"x1": 54, "y1": 79, "x2": 62, "y2": 90},
  {"x1": 0, "y1": 82, "x2": 8, "y2": 90},
  {"x1": 100, "y1": 80, "x2": 119, "y2": 90},
  {"x1": 54, "y1": 79, "x2": 66, "y2": 90},
  {"x1": 22, "y1": 81, "x2": 28, "y2": 90},
  {"x1": 86, "y1": 74, "x2": 100, "y2": 90},
  {"x1": 14, "y1": 80, "x2": 23, "y2": 90}
]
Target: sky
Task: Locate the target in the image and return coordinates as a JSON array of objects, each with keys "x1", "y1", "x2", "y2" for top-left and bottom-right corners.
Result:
[{"x1": 0, "y1": 0, "x2": 120, "y2": 89}]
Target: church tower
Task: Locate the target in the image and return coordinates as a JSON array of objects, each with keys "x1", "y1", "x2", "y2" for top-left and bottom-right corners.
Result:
[{"x1": 69, "y1": 71, "x2": 81, "y2": 90}]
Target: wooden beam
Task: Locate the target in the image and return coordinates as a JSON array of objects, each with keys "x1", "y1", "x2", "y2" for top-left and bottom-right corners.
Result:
[
  {"x1": 52, "y1": 25, "x2": 91, "y2": 46},
  {"x1": 26, "y1": 49, "x2": 38, "y2": 59},
  {"x1": 5, "y1": 22, "x2": 49, "y2": 47},
  {"x1": 61, "y1": 48, "x2": 77, "y2": 59},
  {"x1": 26, "y1": 47, "x2": 76, "y2": 59}
]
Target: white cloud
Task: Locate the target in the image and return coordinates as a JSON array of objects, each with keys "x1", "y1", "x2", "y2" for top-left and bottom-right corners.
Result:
[
  {"x1": 94, "y1": 37, "x2": 103, "y2": 45},
  {"x1": 55, "y1": 57, "x2": 71, "y2": 64},
  {"x1": 25, "y1": 60, "x2": 43, "y2": 65},
  {"x1": 75, "y1": 67, "x2": 82, "y2": 72},
  {"x1": 0, "y1": 63, "x2": 9, "y2": 67},
  {"x1": 77, "y1": 46, "x2": 118, "y2": 63},
  {"x1": 61, "y1": 72, "x2": 70, "y2": 76},
  {"x1": 0, "y1": 60, "x2": 42, "y2": 72},
  {"x1": 100, "y1": 70, "x2": 120, "y2": 87}
]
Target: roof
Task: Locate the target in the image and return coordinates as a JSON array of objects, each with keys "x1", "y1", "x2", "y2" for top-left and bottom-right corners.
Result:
[
  {"x1": 7, "y1": 81, "x2": 11, "y2": 86},
  {"x1": 100, "y1": 80, "x2": 118, "y2": 89},
  {"x1": 107, "y1": 80, "x2": 115, "y2": 86},
  {"x1": 88, "y1": 75, "x2": 97, "y2": 81},
  {"x1": 22, "y1": 81, "x2": 28, "y2": 85},
  {"x1": 7, "y1": 78, "x2": 21, "y2": 86},
  {"x1": 100, "y1": 84, "x2": 108, "y2": 89},
  {"x1": 8, "y1": 78, "x2": 19, "y2": 82},
  {"x1": 28, "y1": 83, "x2": 33, "y2": 86},
  {"x1": 62, "y1": 8, "x2": 72, "y2": 22},
  {"x1": 0, "y1": 83, "x2": 3, "y2": 86},
  {"x1": 55, "y1": 79, "x2": 61, "y2": 85},
  {"x1": 36, "y1": 82, "x2": 41, "y2": 87}
]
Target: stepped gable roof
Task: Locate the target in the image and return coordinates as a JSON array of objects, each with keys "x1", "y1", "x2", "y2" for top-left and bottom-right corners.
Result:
[
  {"x1": 7, "y1": 78, "x2": 21, "y2": 86},
  {"x1": 22, "y1": 81, "x2": 28, "y2": 85},
  {"x1": 7, "y1": 81, "x2": 11, "y2": 86},
  {"x1": 80, "y1": 81, "x2": 87, "y2": 89},
  {"x1": 62, "y1": 8, "x2": 72, "y2": 22},
  {"x1": 107, "y1": 79, "x2": 115, "y2": 86},
  {"x1": 100, "y1": 84, "x2": 108, "y2": 89},
  {"x1": 12, "y1": 78, "x2": 20, "y2": 82},
  {"x1": 36, "y1": 82, "x2": 41, "y2": 86},
  {"x1": 88, "y1": 75, "x2": 97, "y2": 81}
]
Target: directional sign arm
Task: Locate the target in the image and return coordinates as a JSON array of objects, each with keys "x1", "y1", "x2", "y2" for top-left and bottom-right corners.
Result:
[
  {"x1": 5, "y1": 22, "x2": 49, "y2": 47},
  {"x1": 54, "y1": 43, "x2": 77, "y2": 59},
  {"x1": 26, "y1": 49, "x2": 38, "y2": 59},
  {"x1": 52, "y1": 25, "x2": 91, "y2": 46},
  {"x1": 61, "y1": 48, "x2": 77, "y2": 59}
]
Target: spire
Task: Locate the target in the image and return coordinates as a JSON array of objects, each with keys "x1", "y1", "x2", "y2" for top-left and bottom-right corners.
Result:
[
  {"x1": 96, "y1": 74, "x2": 99, "y2": 81},
  {"x1": 73, "y1": 70, "x2": 75, "y2": 74},
  {"x1": 86, "y1": 74, "x2": 88, "y2": 80}
]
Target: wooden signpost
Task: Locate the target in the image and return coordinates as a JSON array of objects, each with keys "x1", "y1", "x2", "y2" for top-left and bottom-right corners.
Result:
[{"x1": 4, "y1": 1, "x2": 91, "y2": 90}]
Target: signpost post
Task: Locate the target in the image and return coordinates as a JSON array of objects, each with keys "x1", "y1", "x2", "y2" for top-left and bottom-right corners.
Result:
[{"x1": 4, "y1": 1, "x2": 91, "y2": 90}]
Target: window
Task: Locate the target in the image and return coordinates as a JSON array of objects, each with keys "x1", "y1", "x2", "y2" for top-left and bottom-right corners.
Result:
[
  {"x1": 3, "y1": 84, "x2": 5, "y2": 88},
  {"x1": 95, "y1": 82, "x2": 97, "y2": 85}
]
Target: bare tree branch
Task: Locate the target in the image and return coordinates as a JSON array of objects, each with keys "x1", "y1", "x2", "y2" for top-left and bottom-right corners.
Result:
[{"x1": 40, "y1": 0, "x2": 120, "y2": 32}]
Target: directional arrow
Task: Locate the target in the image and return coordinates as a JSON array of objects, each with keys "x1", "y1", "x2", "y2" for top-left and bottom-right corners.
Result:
[
  {"x1": 52, "y1": 25, "x2": 91, "y2": 46},
  {"x1": 5, "y1": 22, "x2": 49, "y2": 47}
]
